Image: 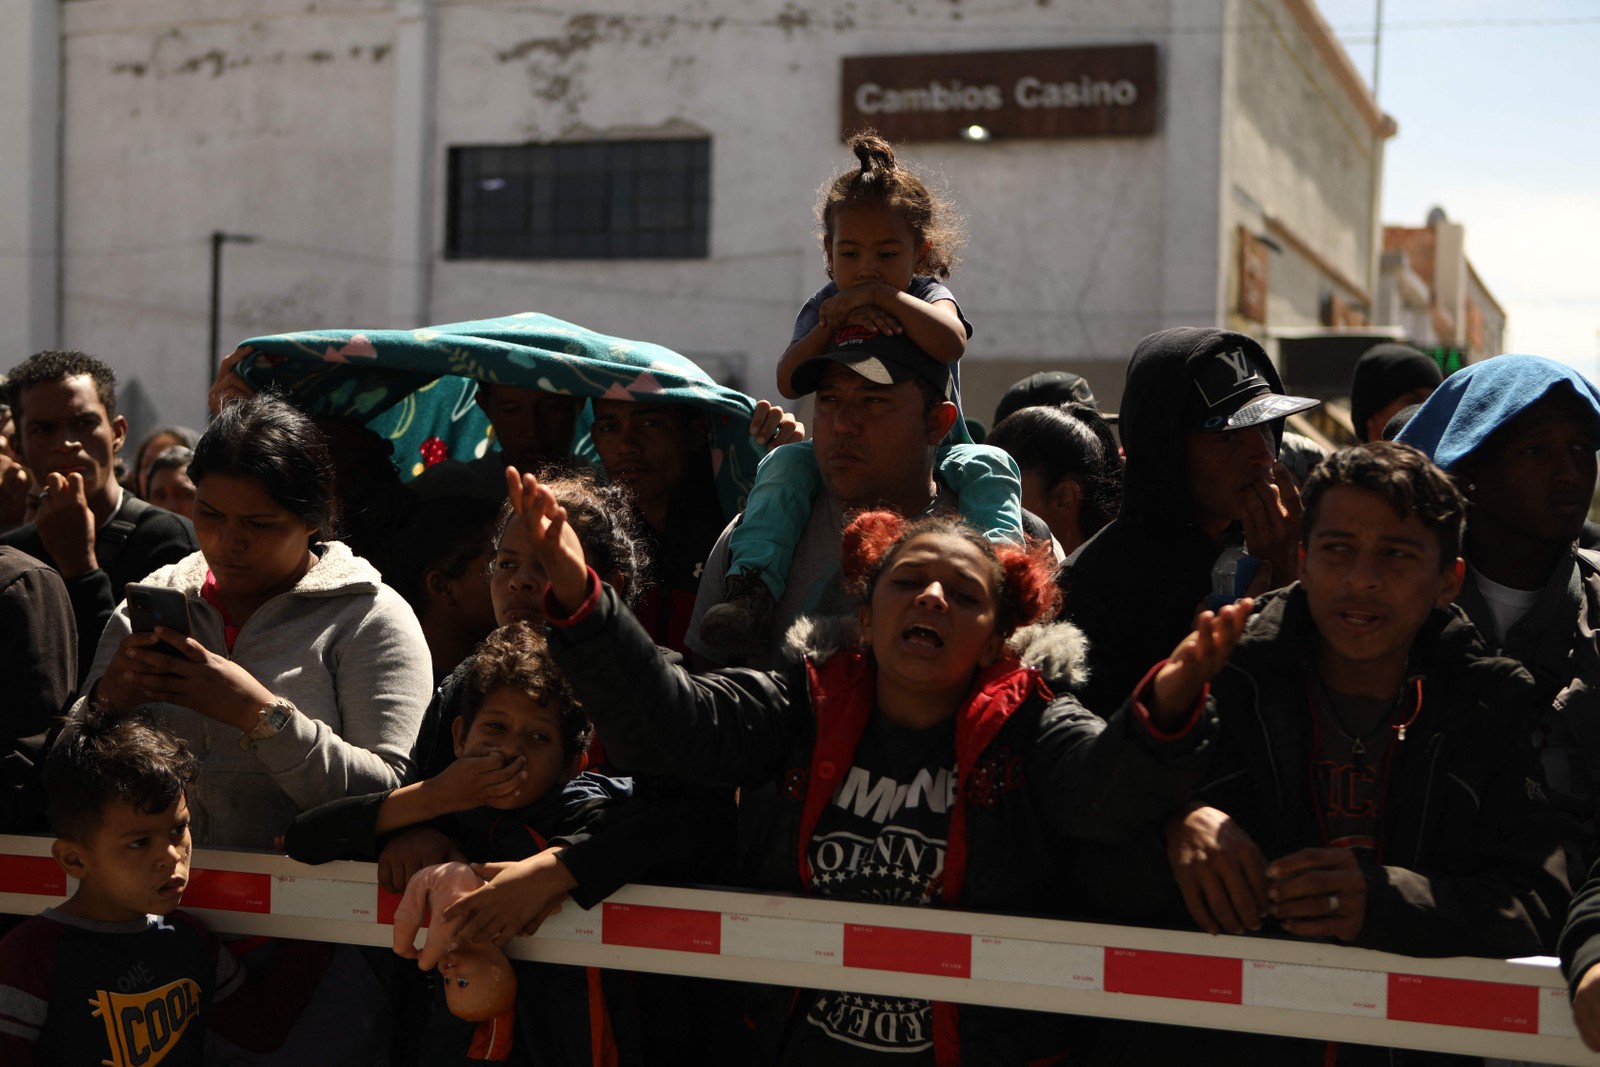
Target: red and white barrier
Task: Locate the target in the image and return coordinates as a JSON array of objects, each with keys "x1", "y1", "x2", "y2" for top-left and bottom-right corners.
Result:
[{"x1": 0, "y1": 834, "x2": 1590, "y2": 1064}]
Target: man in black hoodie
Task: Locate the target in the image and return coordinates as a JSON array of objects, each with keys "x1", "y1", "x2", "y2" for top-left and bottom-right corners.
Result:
[{"x1": 1065, "y1": 328, "x2": 1316, "y2": 715}]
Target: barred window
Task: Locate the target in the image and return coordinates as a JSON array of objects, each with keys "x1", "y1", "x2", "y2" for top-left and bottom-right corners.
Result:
[{"x1": 447, "y1": 139, "x2": 711, "y2": 260}]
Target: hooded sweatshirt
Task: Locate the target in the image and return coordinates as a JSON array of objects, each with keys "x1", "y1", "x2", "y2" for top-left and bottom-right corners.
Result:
[
  {"x1": 1398, "y1": 354, "x2": 1600, "y2": 853},
  {"x1": 1064, "y1": 327, "x2": 1288, "y2": 716},
  {"x1": 1395, "y1": 353, "x2": 1600, "y2": 472}
]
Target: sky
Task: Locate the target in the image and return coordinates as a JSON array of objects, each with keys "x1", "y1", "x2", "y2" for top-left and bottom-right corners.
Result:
[{"x1": 1314, "y1": 0, "x2": 1600, "y2": 378}]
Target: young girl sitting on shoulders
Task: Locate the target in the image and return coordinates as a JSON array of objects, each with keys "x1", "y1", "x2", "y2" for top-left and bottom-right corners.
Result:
[{"x1": 699, "y1": 131, "x2": 1025, "y2": 658}]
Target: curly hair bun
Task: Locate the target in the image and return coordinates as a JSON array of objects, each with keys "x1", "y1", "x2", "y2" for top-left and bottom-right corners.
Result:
[{"x1": 849, "y1": 132, "x2": 898, "y2": 176}]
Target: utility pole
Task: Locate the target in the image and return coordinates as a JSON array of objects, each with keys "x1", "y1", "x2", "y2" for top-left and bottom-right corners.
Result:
[
  {"x1": 208, "y1": 231, "x2": 257, "y2": 382},
  {"x1": 1372, "y1": 0, "x2": 1384, "y2": 102}
]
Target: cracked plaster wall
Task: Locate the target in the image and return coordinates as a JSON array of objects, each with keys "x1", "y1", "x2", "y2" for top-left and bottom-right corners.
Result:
[{"x1": 25, "y1": 0, "x2": 1373, "y2": 424}]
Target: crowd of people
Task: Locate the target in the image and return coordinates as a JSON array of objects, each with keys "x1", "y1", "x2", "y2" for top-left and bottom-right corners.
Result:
[{"x1": 2, "y1": 133, "x2": 1600, "y2": 1066}]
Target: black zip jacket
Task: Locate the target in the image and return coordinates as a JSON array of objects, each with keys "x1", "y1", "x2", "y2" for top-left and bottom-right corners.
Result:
[
  {"x1": 1200, "y1": 585, "x2": 1569, "y2": 959},
  {"x1": 1065, "y1": 328, "x2": 1291, "y2": 716},
  {"x1": 1088, "y1": 587, "x2": 1571, "y2": 1067}
]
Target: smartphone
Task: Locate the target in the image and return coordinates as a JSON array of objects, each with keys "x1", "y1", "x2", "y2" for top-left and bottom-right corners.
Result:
[{"x1": 126, "y1": 583, "x2": 193, "y2": 656}]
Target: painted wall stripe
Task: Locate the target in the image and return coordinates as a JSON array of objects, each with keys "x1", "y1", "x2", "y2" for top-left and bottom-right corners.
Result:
[
  {"x1": 271, "y1": 874, "x2": 380, "y2": 923},
  {"x1": 0, "y1": 856, "x2": 64, "y2": 896},
  {"x1": 971, "y1": 936, "x2": 1102, "y2": 991},
  {"x1": 844, "y1": 924, "x2": 971, "y2": 978},
  {"x1": 0, "y1": 841, "x2": 1590, "y2": 1065},
  {"x1": 182, "y1": 869, "x2": 270, "y2": 914},
  {"x1": 1387, "y1": 974, "x2": 1538, "y2": 1034},
  {"x1": 1104, "y1": 947, "x2": 1243, "y2": 1004},
  {"x1": 1241, "y1": 960, "x2": 1386, "y2": 1018},
  {"x1": 1540, "y1": 987, "x2": 1580, "y2": 1039},
  {"x1": 720, "y1": 912, "x2": 844, "y2": 967},
  {"x1": 603, "y1": 902, "x2": 719, "y2": 954}
]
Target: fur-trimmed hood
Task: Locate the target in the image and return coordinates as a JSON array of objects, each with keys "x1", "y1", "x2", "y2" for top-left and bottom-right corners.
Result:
[
  {"x1": 778, "y1": 613, "x2": 1091, "y2": 692},
  {"x1": 143, "y1": 540, "x2": 383, "y2": 600}
]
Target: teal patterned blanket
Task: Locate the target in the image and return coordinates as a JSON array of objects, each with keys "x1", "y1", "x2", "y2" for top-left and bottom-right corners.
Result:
[{"x1": 234, "y1": 312, "x2": 762, "y2": 515}]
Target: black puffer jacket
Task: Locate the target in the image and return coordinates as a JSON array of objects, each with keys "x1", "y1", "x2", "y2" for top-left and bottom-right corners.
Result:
[{"x1": 1065, "y1": 328, "x2": 1292, "y2": 716}]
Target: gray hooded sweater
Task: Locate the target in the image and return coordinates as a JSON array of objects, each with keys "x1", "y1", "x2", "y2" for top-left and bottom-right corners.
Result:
[{"x1": 80, "y1": 542, "x2": 432, "y2": 849}]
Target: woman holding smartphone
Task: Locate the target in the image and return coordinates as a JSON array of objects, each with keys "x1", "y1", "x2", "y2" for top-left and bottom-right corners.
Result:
[
  {"x1": 83, "y1": 393, "x2": 430, "y2": 1065},
  {"x1": 85, "y1": 393, "x2": 432, "y2": 851}
]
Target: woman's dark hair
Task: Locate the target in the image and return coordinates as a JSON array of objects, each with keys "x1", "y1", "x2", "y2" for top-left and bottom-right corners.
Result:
[
  {"x1": 841, "y1": 511, "x2": 1060, "y2": 640},
  {"x1": 190, "y1": 394, "x2": 337, "y2": 535},
  {"x1": 818, "y1": 131, "x2": 964, "y2": 280},
  {"x1": 459, "y1": 622, "x2": 590, "y2": 760},
  {"x1": 147, "y1": 445, "x2": 195, "y2": 480},
  {"x1": 493, "y1": 470, "x2": 649, "y2": 606},
  {"x1": 46, "y1": 710, "x2": 198, "y2": 843},
  {"x1": 988, "y1": 403, "x2": 1123, "y2": 539},
  {"x1": 1301, "y1": 442, "x2": 1465, "y2": 564},
  {"x1": 134, "y1": 425, "x2": 198, "y2": 475}
]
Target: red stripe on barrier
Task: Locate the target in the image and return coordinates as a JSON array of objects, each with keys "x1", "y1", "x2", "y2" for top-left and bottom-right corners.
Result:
[
  {"x1": 377, "y1": 887, "x2": 403, "y2": 926},
  {"x1": 184, "y1": 869, "x2": 271, "y2": 914},
  {"x1": 1104, "y1": 947, "x2": 1243, "y2": 1004},
  {"x1": 0, "y1": 856, "x2": 65, "y2": 896},
  {"x1": 602, "y1": 903, "x2": 720, "y2": 954},
  {"x1": 843, "y1": 925, "x2": 971, "y2": 978},
  {"x1": 1387, "y1": 973, "x2": 1538, "y2": 1034}
]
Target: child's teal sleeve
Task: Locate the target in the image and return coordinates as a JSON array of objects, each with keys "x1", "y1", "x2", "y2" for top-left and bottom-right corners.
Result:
[
  {"x1": 726, "y1": 441, "x2": 823, "y2": 600},
  {"x1": 937, "y1": 443, "x2": 1025, "y2": 545}
]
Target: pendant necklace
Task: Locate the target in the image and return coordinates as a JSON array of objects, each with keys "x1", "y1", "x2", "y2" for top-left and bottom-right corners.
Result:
[{"x1": 1308, "y1": 672, "x2": 1408, "y2": 771}]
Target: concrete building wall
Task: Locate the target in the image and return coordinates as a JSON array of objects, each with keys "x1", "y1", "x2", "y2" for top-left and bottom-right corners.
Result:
[
  {"x1": 1221, "y1": 0, "x2": 1385, "y2": 332},
  {"x1": 5, "y1": 0, "x2": 1382, "y2": 432},
  {"x1": 424, "y1": 0, "x2": 1214, "y2": 416},
  {"x1": 0, "y1": 0, "x2": 62, "y2": 362},
  {"x1": 54, "y1": 0, "x2": 403, "y2": 430}
]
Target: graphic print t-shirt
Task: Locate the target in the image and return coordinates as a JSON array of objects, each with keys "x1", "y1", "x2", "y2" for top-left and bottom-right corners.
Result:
[
  {"x1": 1312, "y1": 689, "x2": 1396, "y2": 858},
  {"x1": 783, "y1": 712, "x2": 957, "y2": 1064},
  {"x1": 0, "y1": 908, "x2": 240, "y2": 1067}
]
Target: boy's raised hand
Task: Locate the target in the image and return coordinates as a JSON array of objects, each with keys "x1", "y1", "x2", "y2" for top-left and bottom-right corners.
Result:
[
  {"x1": 1149, "y1": 598, "x2": 1253, "y2": 726},
  {"x1": 504, "y1": 466, "x2": 589, "y2": 615}
]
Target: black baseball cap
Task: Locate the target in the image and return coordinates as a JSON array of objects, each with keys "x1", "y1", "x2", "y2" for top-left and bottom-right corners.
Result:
[
  {"x1": 790, "y1": 327, "x2": 952, "y2": 397},
  {"x1": 993, "y1": 371, "x2": 1098, "y2": 424},
  {"x1": 1186, "y1": 346, "x2": 1318, "y2": 431}
]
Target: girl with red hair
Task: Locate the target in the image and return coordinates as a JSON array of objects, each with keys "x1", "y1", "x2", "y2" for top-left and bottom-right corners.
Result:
[{"x1": 457, "y1": 467, "x2": 1249, "y2": 1066}]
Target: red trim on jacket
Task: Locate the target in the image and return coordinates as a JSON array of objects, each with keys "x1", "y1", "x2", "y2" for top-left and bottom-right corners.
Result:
[
  {"x1": 796, "y1": 651, "x2": 1052, "y2": 1064},
  {"x1": 585, "y1": 967, "x2": 619, "y2": 1067},
  {"x1": 468, "y1": 1009, "x2": 515, "y2": 1061},
  {"x1": 1130, "y1": 660, "x2": 1208, "y2": 740},
  {"x1": 543, "y1": 568, "x2": 603, "y2": 627},
  {"x1": 796, "y1": 654, "x2": 877, "y2": 887}
]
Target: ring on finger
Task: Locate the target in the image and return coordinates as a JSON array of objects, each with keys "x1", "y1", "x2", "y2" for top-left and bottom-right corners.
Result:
[{"x1": 1327, "y1": 892, "x2": 1340, "y2": 914}]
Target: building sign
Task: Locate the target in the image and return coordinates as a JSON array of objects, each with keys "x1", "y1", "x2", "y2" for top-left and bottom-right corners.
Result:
[{"x1": 841, "y1": 45, "x2": 1158, "y2": 142}]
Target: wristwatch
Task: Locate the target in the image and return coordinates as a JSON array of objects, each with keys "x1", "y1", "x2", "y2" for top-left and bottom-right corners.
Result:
[{"x1": 239, "y1": 698, "x2": 297, "y2": 749}]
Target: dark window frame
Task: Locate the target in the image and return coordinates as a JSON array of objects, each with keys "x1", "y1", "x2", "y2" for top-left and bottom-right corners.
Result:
[{"x1": 446, "y1": 138, "x2": 711, "y2": 261}]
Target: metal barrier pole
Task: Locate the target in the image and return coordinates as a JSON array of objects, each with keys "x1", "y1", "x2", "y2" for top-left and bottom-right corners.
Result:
[{"x1": 0, "y1": 834, "x2": 1588, "y2": 1064}]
